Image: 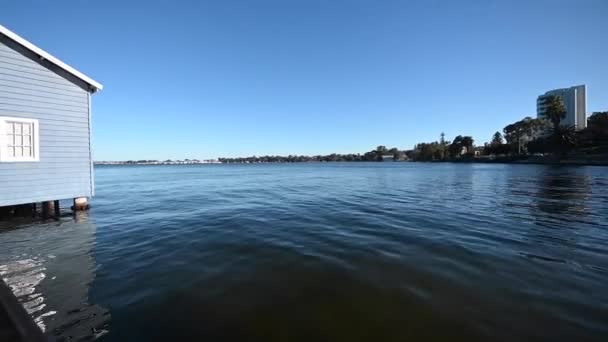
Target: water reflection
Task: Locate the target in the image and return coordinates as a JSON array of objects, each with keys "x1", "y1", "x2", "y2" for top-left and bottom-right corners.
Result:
[
  {"x1": 534, "y1": 167, "x2": 591, "y2": 217},
  {"x1": 2, "y1": 164, "x2": 607, "y2": 341},
  {"x1": 0, "y1": 256, "x2": 52, "y2": 329},
  {"x1": 513, "y1": 167, "x2": 596, "y2": 261},
  {"x1": 0, "y1": 211, "x2": 110, "y2": 340}
]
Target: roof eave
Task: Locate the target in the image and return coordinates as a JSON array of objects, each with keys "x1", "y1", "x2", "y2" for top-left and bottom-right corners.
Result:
[{"x1": 0, "y1": 24, "x2": 103, "y2": 92}]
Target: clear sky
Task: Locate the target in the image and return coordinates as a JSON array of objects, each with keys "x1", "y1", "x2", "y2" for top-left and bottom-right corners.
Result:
[{"x1": 1, "y1": 0, "x2": 607, "y2": 160}]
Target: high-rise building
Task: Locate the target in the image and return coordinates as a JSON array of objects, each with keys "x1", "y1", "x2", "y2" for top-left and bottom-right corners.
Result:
[{"x1": 537, "y1": 85, "x2": 587, "y2": 130}]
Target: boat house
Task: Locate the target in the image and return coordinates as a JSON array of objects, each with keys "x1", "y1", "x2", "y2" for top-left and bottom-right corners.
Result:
[{"x1": 0, "y1": 24, "x2": 102, "y2": 216}]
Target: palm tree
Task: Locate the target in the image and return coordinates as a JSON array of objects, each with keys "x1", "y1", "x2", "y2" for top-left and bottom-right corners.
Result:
[
  {"x1": 542, "y1": 95, "x2": 566, "y2": 130},
  {"x1": 551, "y1": 125, "x2": 577, "y2": 154}
]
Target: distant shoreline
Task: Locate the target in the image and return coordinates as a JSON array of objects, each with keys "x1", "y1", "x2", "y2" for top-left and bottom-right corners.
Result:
[{"x1": 94, "y1": 156, "x2": 608, "y2": 167}]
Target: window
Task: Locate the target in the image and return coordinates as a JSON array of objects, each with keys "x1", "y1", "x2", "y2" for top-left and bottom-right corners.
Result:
[{"x1": 0, "y1": 117, "x2": 39, "y2": 162}]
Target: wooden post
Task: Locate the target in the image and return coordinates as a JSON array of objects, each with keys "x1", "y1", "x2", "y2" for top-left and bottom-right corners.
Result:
[
  {"x1": 73, "y1": 197, "x2": 89, "y2": 211},
  {"x1": 42, "y1": 201, "x2": 54, "y2": 218},
  {"x1": 13, "y1": 204, "x2": 35, "y2": 217},
  {"x1": 54, "y1": 200, "x2": 60, "y2": 217},
  {"x1": 0, "y1": 205, "x2": 14, "y2": 219}
]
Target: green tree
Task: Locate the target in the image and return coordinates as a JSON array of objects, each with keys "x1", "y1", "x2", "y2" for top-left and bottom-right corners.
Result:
[
  {"x1": 588, "y1": 111, "x2": 608, "y2": 145},
  {"x1": 376, "y1": 145, "x2": 388, "y2": 154},
  {"x1": 491, "y1": 131, "x2": 503, "y2": 145},
  {"x1": 503, "y1": 121, "x2": 522, "y2": 146},
  {"x1": 589, "y1": 111, "x2": 608, "y2": 129},
  {"x1": 485, "y1": 131, "x2": 511, "y2": 155},
  {"x1": 461, "y1": 136, "x2": 474, "y2": 150},
  {"x1": 504, "y1": 117, "x2": 550, "y2": 154},
  {"x1": 448, "y1": 135, "x2": 463, "y2": 157},
  {"x1": 363, "y1": 150, "x2": 378, "y2": 161},
  {"x1": 418, "y1": 143, "x2": 434, "y2": 161}
]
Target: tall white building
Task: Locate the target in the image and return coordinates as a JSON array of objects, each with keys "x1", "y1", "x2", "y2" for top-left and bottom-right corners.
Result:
[{"x1": 537, "y1": 85, "x2": 587, "y2": 130}]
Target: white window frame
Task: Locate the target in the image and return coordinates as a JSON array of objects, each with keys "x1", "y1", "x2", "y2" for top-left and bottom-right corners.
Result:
[{"x1": 0, "y1": 116, "x2": 40, "y2": 162}]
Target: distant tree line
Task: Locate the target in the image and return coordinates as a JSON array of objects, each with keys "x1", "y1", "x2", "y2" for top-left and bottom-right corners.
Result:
[
  {"x1": 408, "y1": 95, "x2": 608, "y2": 161},
  {"x1": 219, "y1": 102, "x2": 608, "y2": 164},
  {"x1": 218, "y1": 146, "x2": 407, "y2": 163},
  {"x1": 408, "y1": 132, "x2": 476, "y2": 161},
  {"x1": 118, "y1": 97, "x2": 608, "y2": 165}
]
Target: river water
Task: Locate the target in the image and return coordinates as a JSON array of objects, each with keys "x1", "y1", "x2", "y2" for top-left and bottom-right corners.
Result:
[{"x1": 0, "y1": 163, "x2": 607, "y2": 341}]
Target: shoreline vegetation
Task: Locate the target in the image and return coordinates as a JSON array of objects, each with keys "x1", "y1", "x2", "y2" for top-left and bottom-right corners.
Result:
[
  {"x1": 96, "y1": 108, "x2": 608, "y2": 167},
  {"x1": 94, "y1": 152, "x2": 608, "y2": 166}
]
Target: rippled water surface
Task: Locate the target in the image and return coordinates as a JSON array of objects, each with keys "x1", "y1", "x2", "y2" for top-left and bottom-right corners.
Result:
[{"x1": 1, "y1": 163, "x2": 608, "y2": 341}]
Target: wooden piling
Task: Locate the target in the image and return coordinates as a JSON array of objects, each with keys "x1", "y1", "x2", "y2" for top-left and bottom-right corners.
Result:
[
  {"x1": 42, "y1": 201, "x2": 55, "y2": 218},
  {"x1": 72, "y1": 197, "x2": 89, "y2": 211},
  {"x1": 13, "y1": 204, "x2": 34, "y2": 217},
  {"x1": 0, "y1": 206, "x2": 13, "y2": 219}
]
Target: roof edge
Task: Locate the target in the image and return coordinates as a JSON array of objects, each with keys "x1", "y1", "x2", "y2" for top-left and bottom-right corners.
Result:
[{"x1": 0, "y1": 24, "x2": 103, "y2": 92}]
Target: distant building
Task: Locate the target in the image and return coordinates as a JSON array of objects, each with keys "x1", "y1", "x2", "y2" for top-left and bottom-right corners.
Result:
[
  {"x1": 381, "y1": 154, "x2": 394, "y2": 161},
  {"x1": 394, "y1": 151, "x2": 408, "y2": 161},
  {"x1": 537, "y1": 85, "x2": 587, "y2": 130}
]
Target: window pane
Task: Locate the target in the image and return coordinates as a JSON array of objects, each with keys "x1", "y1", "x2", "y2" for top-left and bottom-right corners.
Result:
[{"x1": 3, "y1": 120, "x2": 37, "y2": 160}]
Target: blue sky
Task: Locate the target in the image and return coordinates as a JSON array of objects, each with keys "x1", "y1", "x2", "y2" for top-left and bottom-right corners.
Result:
[{"x1": 1, "y1": 0, "x2": 607, "y2": 160}]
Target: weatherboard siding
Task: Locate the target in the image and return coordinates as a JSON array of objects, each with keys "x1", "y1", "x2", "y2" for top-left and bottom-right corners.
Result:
[{"x1": 0, "y1": 38, "x2": 92, "y2": 207}]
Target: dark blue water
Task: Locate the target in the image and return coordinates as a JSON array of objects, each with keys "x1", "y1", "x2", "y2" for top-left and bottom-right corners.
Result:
[{"x1": 1, "y1": 163, "x2": 607, "y2": 341}]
